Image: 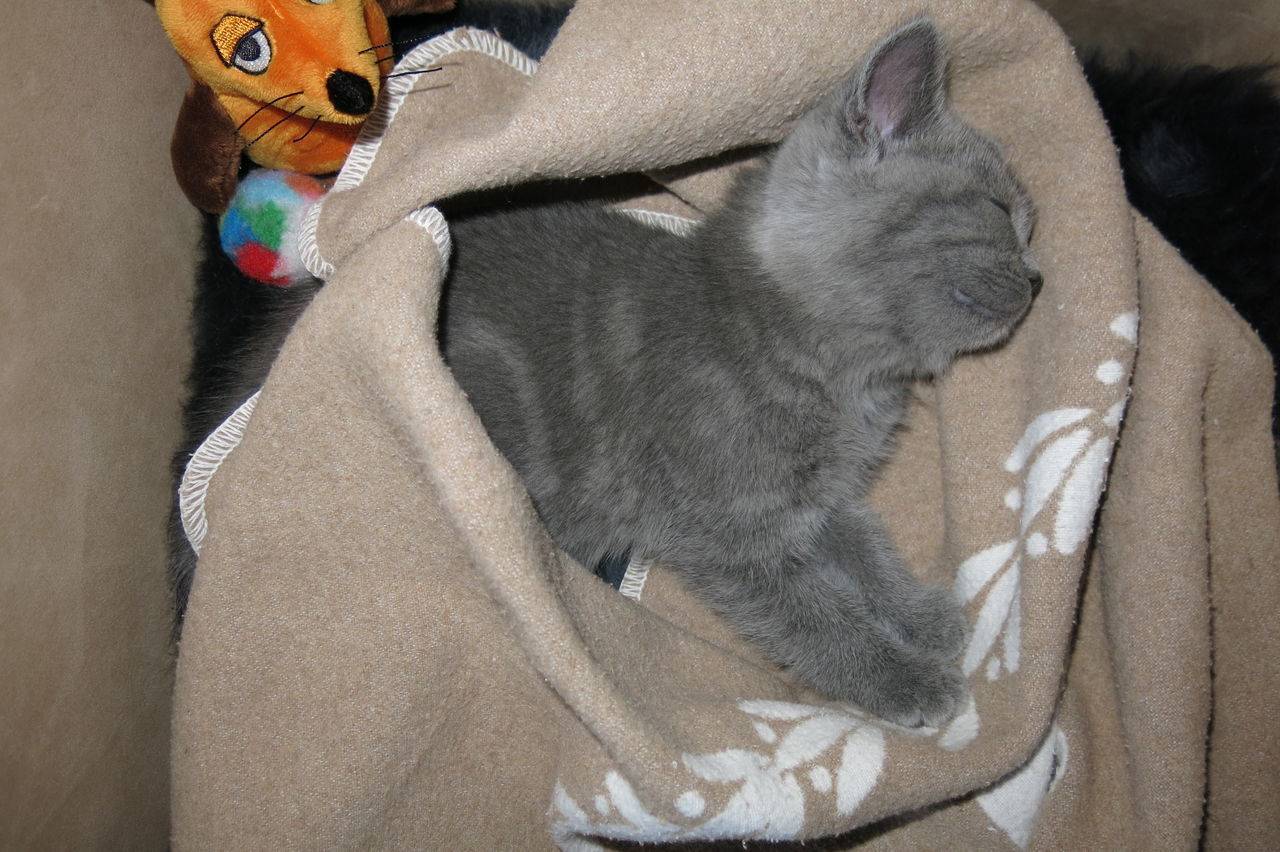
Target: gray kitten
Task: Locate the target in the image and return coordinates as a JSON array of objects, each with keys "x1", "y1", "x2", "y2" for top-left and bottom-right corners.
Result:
[{"x1": 440, "y1": 19, "x2": 1040, "y2": 727}]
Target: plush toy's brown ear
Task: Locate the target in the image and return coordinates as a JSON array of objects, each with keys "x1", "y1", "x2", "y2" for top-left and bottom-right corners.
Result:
[
  {"x1": 377, "y1": 0, "x2": 458, "y2": 15},
  {"x1": 171, "y1": 81, "x2": 246, "y2": 214}
]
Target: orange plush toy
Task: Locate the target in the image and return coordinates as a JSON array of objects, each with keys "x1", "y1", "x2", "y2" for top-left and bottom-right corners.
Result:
[{"x1": 149, "y1": 0, "x2": 455, "y2": 213}]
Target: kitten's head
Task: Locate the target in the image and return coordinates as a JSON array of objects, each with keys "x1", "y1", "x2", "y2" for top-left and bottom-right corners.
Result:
[{"x1": 750, "y1": 19, "x2": 1041, "y2": 377}]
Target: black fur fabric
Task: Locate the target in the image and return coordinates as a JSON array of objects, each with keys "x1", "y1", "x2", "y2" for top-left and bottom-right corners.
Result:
[
  {"x1": 391, "y1": 0, "x2": 571, "y2": 60},
  {"x1": 1084, "y1": 57, "x2": 1280, "y2": 433}
]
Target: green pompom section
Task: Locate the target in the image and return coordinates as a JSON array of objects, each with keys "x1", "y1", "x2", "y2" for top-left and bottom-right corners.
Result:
[{"x1": 245, "y1": 201, "x2": 288, "y2": 250}]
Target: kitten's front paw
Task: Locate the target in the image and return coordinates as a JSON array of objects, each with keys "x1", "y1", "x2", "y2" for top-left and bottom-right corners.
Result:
[
  {"x1": 796, "y1": 637, "x2": 970, "y2": 728},
  {"x1": 860, "y1": 656, "x2": 968, "y2": 729},
  {"x1": 894, "y1": 587, "x2": 969, "y2": 663},
  {"x1": 866, "y1": 582, "x2": 969, "y2": 664}
]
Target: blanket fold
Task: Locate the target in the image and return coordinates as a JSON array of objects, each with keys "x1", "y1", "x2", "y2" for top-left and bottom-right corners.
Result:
[{"x1": 171, "y1": 1, "x2": 1280, "y2": 848}]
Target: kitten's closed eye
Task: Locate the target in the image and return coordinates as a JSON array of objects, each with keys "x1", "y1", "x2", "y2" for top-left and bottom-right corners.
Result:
[{"x1": 988, "y1": 197, "x2": 1011, "y2": 215}]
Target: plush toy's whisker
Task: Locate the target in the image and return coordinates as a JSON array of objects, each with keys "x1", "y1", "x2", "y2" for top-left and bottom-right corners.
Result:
[
  {"x1": 292, "y1": 113, "x2": 323, "y2": 144},
  {"x1": 359, "y1": 39, "x2": 428, "y2": 56},
  {"x1": 382, "y1": 67, "x2": 443, "y2": 80},
  {"x1": 234, "y1": 91, "x2": 306, "y2": 136},
  {"x1": 245, "y1": 105, "x2": 305, "y2": 150}
]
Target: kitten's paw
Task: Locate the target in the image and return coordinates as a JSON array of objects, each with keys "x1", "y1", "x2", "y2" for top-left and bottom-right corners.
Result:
[
  {"x1": 795, "y1": 640, "x2": 969, "y2": 728},
  {"x1": 865, "y1": 582, "x2": 969, "y2": 663},
  {"x1": 892, "y1": 587, "x2": 969, "y2": 663},
  {"x1": 860, "y1": 657, "x2": 968, "y2": 729}
]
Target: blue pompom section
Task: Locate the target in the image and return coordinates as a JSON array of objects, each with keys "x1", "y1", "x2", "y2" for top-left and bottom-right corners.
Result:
[{"x1": 219, "y1": 208, "x2": 253, "y2": 255}]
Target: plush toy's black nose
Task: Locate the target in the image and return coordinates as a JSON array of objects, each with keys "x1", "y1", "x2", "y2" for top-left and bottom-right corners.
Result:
[{"x1": 326, "y1": 70, "x2": 375, "y2": 116}]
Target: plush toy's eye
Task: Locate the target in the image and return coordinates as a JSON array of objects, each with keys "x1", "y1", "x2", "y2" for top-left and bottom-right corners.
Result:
[
  {"x1": 231, "y1": 28, "x2": 272, "y2": 74},
  {"x1": 211, "y1": 15, "x2": 272, "y2": 75},
  {"x1": 229, "y1": 27, "x2": 271, "y2": 73}
]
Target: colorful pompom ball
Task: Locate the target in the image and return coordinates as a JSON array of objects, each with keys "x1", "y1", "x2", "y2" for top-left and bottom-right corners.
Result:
[{"x1": 219, "y1": 169, "x2": 328, "y2": 286}]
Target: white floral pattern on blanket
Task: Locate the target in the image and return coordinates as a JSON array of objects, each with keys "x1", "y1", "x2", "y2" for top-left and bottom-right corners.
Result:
[
  {"x1": 552, "y1": 699, "x2": 890, "y2": 846},
  {"x1": 942, "y1": 311, "x2": 1136, "y2": 750},
  {"x1": 552, "y1": 701, "x2": 1069, "y2": 848}
]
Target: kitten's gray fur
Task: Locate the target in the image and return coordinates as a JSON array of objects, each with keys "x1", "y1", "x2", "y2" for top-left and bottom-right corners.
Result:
[
  {"x1": 440, "y1": 19, "x2": 1040, "y2": 726},
  {"x1": 171, "y1": 19, "x2": 1039, "y2": 727}
]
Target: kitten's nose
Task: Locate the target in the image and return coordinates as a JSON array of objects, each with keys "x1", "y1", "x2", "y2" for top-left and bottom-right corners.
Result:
[
  {"x1": 326, "y1": 70, "x2": 375, "y2": 116},
  {"x1": 1028, "y1": 269, "x2": 1044, "y2": 297}
]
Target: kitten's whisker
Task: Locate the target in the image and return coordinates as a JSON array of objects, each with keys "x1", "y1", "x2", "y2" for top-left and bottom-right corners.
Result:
[
  {"x1": 235, "y1": 90, "x2": 305, "y2": 135},
  {"x1": 292, "y1": 113, "x2": 323, "y2": 144},
  {"x1": 245, "y1": 105, "x2": 305, "y2": 149},
  {"x1": 397, "y1": 82, "x2": 454, "y2": 96}
]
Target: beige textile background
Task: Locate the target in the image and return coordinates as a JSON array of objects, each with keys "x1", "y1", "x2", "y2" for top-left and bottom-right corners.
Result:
[
  {"x1": 1, "y1": 0, "x2": 192, "y2": 848},
  {"x1": 1, "y1": 0, "x2": 1277, "y2": 848}
]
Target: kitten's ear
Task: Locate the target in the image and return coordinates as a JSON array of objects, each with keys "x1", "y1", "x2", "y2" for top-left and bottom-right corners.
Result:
[{"x1": 847, "y1": 19, "x2": 947, "y2": 145}]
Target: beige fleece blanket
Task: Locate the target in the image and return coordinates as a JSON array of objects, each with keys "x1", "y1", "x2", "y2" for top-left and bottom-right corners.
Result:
[{"x1": 170, "y1": 1, "x2": 1280, "y2": 848}]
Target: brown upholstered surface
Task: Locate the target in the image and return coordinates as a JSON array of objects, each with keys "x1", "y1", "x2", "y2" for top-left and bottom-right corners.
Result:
[{"x1": 0, "y1": 0, "x2": 195, "y2": 847}]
